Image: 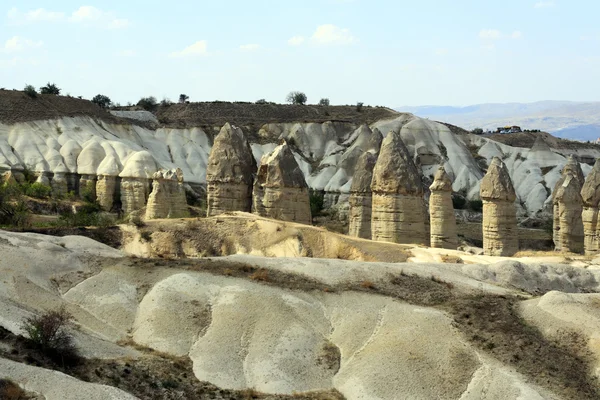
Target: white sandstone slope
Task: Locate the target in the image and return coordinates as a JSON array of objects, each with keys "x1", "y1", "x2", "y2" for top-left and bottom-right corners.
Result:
[{"x1": 1, "y1": 113, "x2": 599, "y2": 215}]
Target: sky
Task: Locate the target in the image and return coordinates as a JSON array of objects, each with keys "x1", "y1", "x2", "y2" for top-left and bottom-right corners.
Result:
[{"x1": 1, "y1": 0, "x2": 599, "y2": 107}]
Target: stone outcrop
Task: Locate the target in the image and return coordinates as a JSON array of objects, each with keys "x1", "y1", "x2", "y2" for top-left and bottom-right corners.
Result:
[
  {"x1": 206, "y1": 123, "x2": 256, "y2": 217},
  {"x1": 580, "y1": 160, "x2": 600, "y2": 254},
  {"x1": 146, "y1": 168, "x2": 189, "y2": 219},
  {"x1": 50, "y1": 166, "x2": 69, "y2": 197},
  {"x1": 370, "y1": 131, "x2": 427, "y2": 245},
  {"x1": 554, "y1": 173, "x2": 584, "y2": 253},
  {"x1": 77, "y1": 140, "x2": 106, "y2": 199},
  {"x1": 119, "y1": 151, "x2": 157, "y2": 215},
  {"x1": 553, "y1": 156, "x2": 584, "y2": 250},
  {"x1": 252, "y1": 141, "x2": 311, "y2": 224},
  {"x1": 429, "y1": 166, "x2": 457, "y2": 249},
  {"x1": 480, "y1": 157, "x2": 518, "y2": 256},
  {"x1": 348, "y1": 152, "x2": 378, "y2": 239},
  {"x1": 96, "y1": 155, "x2": 120, "y2": 211}
]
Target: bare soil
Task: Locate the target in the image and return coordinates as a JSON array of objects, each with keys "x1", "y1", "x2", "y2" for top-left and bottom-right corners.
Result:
[{"x1": 485, "y1": 130, "x2": 600, "y2": 152}]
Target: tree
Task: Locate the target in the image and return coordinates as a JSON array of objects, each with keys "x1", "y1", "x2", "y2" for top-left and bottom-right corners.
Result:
[
  {"x1": 356, "y1": 102, "x2": 364, "y2": 112},
  {"x1": 255, "y1": 99, "x2": 268, "y2": 104},
  {"x1": 23, "y1": 84, "x2": 37, "y2": 98},
  {"x1": 92, "y1": 94, "x2": 111, "y2": 108},
  {"x1": 318, "y1": 98, "x2": 330, "y2": 106},
  {"x1": 137, "y1": 96, "x2": 158, "y2": 111},
  {"x1": 40, "y1": 82, "x2": 60, "y2": 95},
  {"x1": 178, "y1": 94, "x2": 189, "y2": 103},
  {"x1": 471, "y1": 128, "x2": 484, "y2": 135},
  {"x1": 286, "y1": 91, "x2": 307, "y2": 105},
  {"x1": 160, "y1": 97, "x2": 173, "y2": 107}
]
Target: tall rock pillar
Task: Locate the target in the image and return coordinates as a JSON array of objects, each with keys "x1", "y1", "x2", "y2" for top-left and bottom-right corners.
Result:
[
  {"x1": 552, "y1": 155, "x2": 584, "y2": 250},
  {"x1": 480, "y1": 157, "x2": 518, "y2": 256},
  {"x1": 206, "y1": 123, "x2": 256, "y2": 217},
  {"x1": 370, "y1": 131, "x2": 427, "y2": 245},
  {"x1": 429, "y1": 166, "x2": 458, "y2": 249},
  {"x1": 348, "y1": 152, "x2": 377, "y2": 239},
  {"x1": 581, "y1": 159, "x2": 600, "y2": 255},
  {"x1": 555, "y1": 173, "x2": 584, "y2": 253}
]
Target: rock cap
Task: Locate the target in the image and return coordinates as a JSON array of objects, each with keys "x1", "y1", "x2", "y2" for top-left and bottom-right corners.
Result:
[
  {"x1": 581, "y1": 159, "x2": 600, "y2": 206},
  {"x1": 350, "y1": 152, "x2": 378, "y2": 193},
  {"x1": 206, "y1": 123, "x2": 255, "y2": 185},
  {"x1": 371, "y1": 130, "x2": 422, "y2": 195},
  {"x1": 480, "y1": 157, "x2": 516, "y2": 202},
  {"x1": 429, "y1": 166, "x2": 453, "y2": 192},
  {"x1": 256, "y1": 141, "x2": 307, "y2": 189}
]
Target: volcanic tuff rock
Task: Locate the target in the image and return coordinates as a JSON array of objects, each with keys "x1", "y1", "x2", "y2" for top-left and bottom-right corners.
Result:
[
  {"x1": 146, "y1": 168, "x2": 189, "y2": 219},
  {"x1": 480, "y1": 157, "x2": 518, "y2": 256},
  {"x1": 581, "y1": 160, "x2": 600, "y2": 254},
  {"x1": 348, "y1": 152, "x2": 378, "y2": 238},
  {"x1": 206, "y1": 123, "x2": 256, "y2": 216},
  {"x1": 252, "y1": 141, "x2": 311, "y2": 224},
  {"x1": 119, "y1": 151, "x2": 158, "y2": 214},
  {"x1": 555, "y1": 173, "x2": 585, "y2": 253},
  {"x1": 95, "y1": 155, "x2": 120, "y2": 211},
  {"x1": 553, "y1": 156, "x2": 585, "y2": 250},
  {"x1": 429, "y1": 166, "x2": 458, "y2": 249},
  {"x1": 370, "y1": 131, "x2": 426, "y2": 245}
]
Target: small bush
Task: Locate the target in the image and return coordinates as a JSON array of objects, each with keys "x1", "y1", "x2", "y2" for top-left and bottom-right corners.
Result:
[
  {"x1": 471, "y1": 128, "x2": 484, "y2": 135},
  {"x1": 309, "y1": 190, "x2": 325, "y2": 218},
  {"x1": 22, "y1": 306, "x2": 78, "y2": 363},
  {"x1": 451, "y1": 194, "x2": 466, "y2": 210},
  {"x1": 356, "y1": 102, "x2": 364, "y2": 112},
  {"x1": 23, "y1": 182, "x2": 52, "y2": 199},
  {"x1": 40, "y1": 82, "x2": 60, "y2": 95},
  {"x1": 255, "y1": 98, "x2": 268, "y2": 104},
  {"x1": 80, "y1": 182, "x2": 96, "y2": 204},
  {"x1": 178, "y1": 94, "x2": 189, "y2": 103},
  {"x1": 58, "y1": 202, "x2": 110, "y2": 227},
  {"x1": 286, "y1": 91, "x2": 307, "y2": 105},
  {"x1": 0, "y1": 379, "x2": 28, "y2": 400},
  {"x1": 91, "y1": 94, "x2": 111, "y2": 108},
  {"x1": 137, "y1": 96, "x2": 158, "y2": 111},
  {"x1": 23, "y1": 84, "x2": 37, "y2": 98},
  {"x1": 319, "y1": 98, "x2": 330, "y2": 106},
  {"x1": 468, "y1": 199, "x2": 483, "y2": 212}
]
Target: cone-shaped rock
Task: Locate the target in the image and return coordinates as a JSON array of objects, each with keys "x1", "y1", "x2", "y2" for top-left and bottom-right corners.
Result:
[
  {"x1": 480, "y1": 157, "x2": 518, "y2": 256},
  {"x1": 146, "y1": 168, "x2": 189, "y2": 220},
  {"x1": 553, "y1": 155, "x2": 584, "y2": 250},
  {"x1": 206, "y1": 123, "x2": 256, "y2": 216},
  {"x1": 555, "y1": 173, "x2": 584, "y2": 253},
  {"x1": 119, "y1": 151, "x2": 157, "y2": 215},
  {"x1": 370, "y1": 131, "x2": 426, "y2": 244},
  {"x1": 429, "y1": 166, "x2": 458, "y2": 249},
  {"x1": 530, "y1": 136, "x2": 552, "y2": 153},
  {"x1": 252, "y1": 141, "x2": 311, "y2": 224},
  {"x1": 581, "y1": 159, "x2": 600, "y2": 254},
  {"x1": 348, "y1": 152, "x2": 378, "y2": 238}
]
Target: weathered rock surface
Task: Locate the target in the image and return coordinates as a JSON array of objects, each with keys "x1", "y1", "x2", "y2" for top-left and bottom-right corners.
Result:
[
  {"x1": 95, "y1": 155, "x2": 120, "y2": 211},
  {"x1": 348, "y1": 152, "x2": 378, "y2": 238},
  {"x1": 582, "y1": 159, "x2": 600, "y2": 254},
  {"x1": 252, "y1": 141, "x2": 311, "y2": 224},
  {"x1": 555, "y1": 173, "x2": 584, "y2": 253},
  {"x1": 119, "y1": 151, "x2": 157, "y2": 215},
  {"x1": 146, "y1": 168, "x2": 189, "y2": 219},
  {"x1": 429, "y1": 166, "x2": 458, "y2": 249},
  {"x1": 480, "y1": 157, "x2": 518, "y2": 256},
  {"x1": 553, "y1": 156, "x2": 585, "y2": 250},
  {"x1": 371, "y1": 131, "x2": 426, "y2": 245},
  {"x1": 206, "y1": 123, "x2": 256, "y2": 216}
]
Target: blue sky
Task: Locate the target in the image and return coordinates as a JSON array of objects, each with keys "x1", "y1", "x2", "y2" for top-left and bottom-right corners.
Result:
[{"x1": 1, "y1": 1, "x2": 598, "y2": 107}]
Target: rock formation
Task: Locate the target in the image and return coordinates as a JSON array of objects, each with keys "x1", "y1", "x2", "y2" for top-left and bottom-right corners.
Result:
[
  {"x1": 348, "y1": 152, "x2": 378, "y2": 239},
  {"x1": 370, "y1": 131, "x2": 427, "y2": 245},
  {"x1": 206, "y1": 123, "x2": 256, "y2": 216},
  {"x1": 119, "y1": 151, "x2": 157, "y2": 215},
  {"x1": 581, "y1": 160, "x2": 600, "y2": 254},
  {"x1": 429, "y1": 166, "x2": 458, "y2": 249},
  {"x1": 252, "y1": 141, "x2": 311, "y2": 224},
  {"x1": 77, "y1": 140, "x2": 106, "y2": 199},
  {"x1": 146, "y1": 168, "x2": 189, "y2": 220},
  {"x1": 554, "y1": 173, "x2": 584, "y2": 253},
  {"x1": 96, "y1": 155, "x2": 120, "y2": 211},
  {"x1": 50, "y1": 166, "x2": 69, "y2": 197},
  {"x1": 480, "y1": 157, "x2": 518, "y2": 256},
  {"x1": 552, "y1": 156, "x2": 584, "y2": 250}
]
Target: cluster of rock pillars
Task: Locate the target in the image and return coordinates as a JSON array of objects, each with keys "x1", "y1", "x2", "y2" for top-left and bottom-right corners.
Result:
[{"x1": 206, "y1": 123, "x2": 600, "y2": 257}]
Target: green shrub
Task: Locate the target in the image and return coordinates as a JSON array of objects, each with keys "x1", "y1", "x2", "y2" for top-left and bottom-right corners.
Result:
[
  {"x1": 40, "y1": 83, "x2": 60, "y2": 95},
  {"x1": 309, "y1": 190, "x2": 325, "y2": 218},
  {"x1": 23, "y1": 84, "x2": 37, "y2": 98},
  {"x1": 451, "y1": 194, "x2": 466, "y2": 210},
  {"x1": 80, "y1": 182, "x2": 96, "y2": 203},
  {"x1": 286, "y1": 91, "x2": 307, "y2": 105},
  {"x1": 319, "y1": 98, "x2": 330, "y2": 106},
  {"x1": 58, "y1": 202, "x2": 110, "y2": 227},
  {"x1": 0, "y1": 184, "x2": 31, "y2": 229},
  {"x1": 356, "y1": 102, "x2": 364, "y2": 112},
  {"x1": 23, "y1": 182, "x2": 52, "y2": 199},
  {"x1": 468, "y1": 199, "x2": 483, "y2": 212}
]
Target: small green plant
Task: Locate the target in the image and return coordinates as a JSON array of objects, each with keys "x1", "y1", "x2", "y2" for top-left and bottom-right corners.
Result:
[
  {"x1": 80, "y1": 182, "x2": 96, "y2": 204},
  {"x1": 137, "y1": 96, "x2": 158, "y2": 111},
  {"x1": 23, "y1": 84, "x2": 37, "y2": 98},
  {"x1": 91, "y1": 94, "x2": 111, "y2": 108},
  {"x1": 22, "y1": 182, "x2": 52, "y2": 199},
  {"x1": 39, "y1": 82, "x2": 60, "y2": 95},
  {"x1": 309, "y1": 190, "x2": 325, "y2": 218}
]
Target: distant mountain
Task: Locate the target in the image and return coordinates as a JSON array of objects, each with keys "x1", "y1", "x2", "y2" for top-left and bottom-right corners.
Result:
[{"x1": 397, "y1": 101, "x2": 600, "y2": 141}]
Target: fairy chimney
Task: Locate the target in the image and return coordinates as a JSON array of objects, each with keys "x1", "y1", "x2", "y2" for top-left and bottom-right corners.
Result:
[
  {"x1": 348, "y1": 152, "x2": 378, "y2": 239},
  {"x1": 429, "y1": 166, "x2": 458, "y2": 249}
]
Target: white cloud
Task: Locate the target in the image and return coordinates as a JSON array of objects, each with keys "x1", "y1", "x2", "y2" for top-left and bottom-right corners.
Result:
[
  {"x1": 534, "y1": 1, "x2": 555, "y2": 8},
  {"x1": 240, "y1": 43, "x2": 260, "y2": 51},
  {"x1": 169, "y1": 41, "x2": 208, "y2": 57},
  {"x1": 7, "y1": 6, "x2": 128, "y2": 28},
  {"x1": 311, "y1": 24, "x2": 355, "y2": 45},
  {"x1": 511, "y1": 31, "x2": 522, "y2": 39},
  {"x1": 3, "y1": 36, "x2": 43, "y2": 52},
  {"x1": 117, "y1": 49, "x2": 136, "y2": 57},
  {"x1": 288, "y1": 36, "x2": 305, "y2": 46},
  {"x1": 479, "y1": 29, "x2": 502, "y2": 39}
]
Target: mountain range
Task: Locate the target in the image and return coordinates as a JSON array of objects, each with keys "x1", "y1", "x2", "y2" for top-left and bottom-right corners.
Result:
[{"x1": 397, "y1": 101, "x2": 600, "y2": 141}]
